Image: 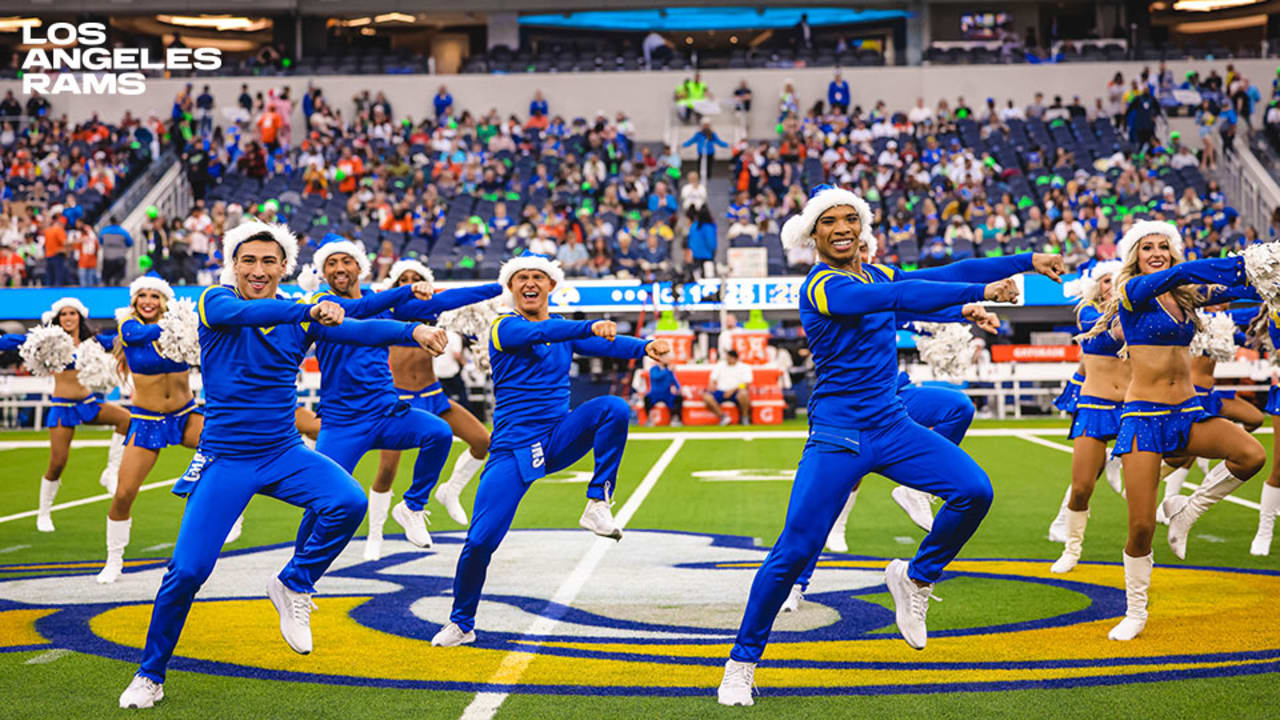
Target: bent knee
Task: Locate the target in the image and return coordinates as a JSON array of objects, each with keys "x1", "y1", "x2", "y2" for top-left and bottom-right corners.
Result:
[
  {"x1": 954, "y1": 474, "x2": 994, "y2": 511},
  {"x1": 601, "y1": 395, "x2": 630, "y2": 421},
  {"x1": 169, "y1": 562, "x2": 214, "y2": 591},
  {"x1": 1237, "y1": 443, "x2": 1267, "y2": 478}
]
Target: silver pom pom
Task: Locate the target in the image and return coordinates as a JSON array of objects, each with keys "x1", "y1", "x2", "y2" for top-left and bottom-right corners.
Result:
[
  {"x1": 19, "y1": 326, "x2": 75, "y2": 376},
  {"x1": 1243, "y1": 243, "x2": 1280, "y2": 309},
  {"x1": 1190, "y1": 311, "x2": 1238, "y2": 362},
  {"x1": 295, "y1": 263, "x2": 321, "y2": 293},
  {"x1": 157, "y1": 298, "x2": 201, "y2": 366},
  {"x1": 436, "y1": 297, "x2": 506, "y2": 341},
  {"x1": 74, "y1": 339, "x2": 120, "y2": 393},
  {"x1": 467, "y1": 342, "x2": 491, "y2": 376},
  {"x1": 913, "y1": 322, "x2": 977, "y2": 381}
]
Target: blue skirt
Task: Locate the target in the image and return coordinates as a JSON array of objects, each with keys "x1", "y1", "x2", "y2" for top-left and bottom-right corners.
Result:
[
  {"x1": 125, "y1": 399, "x2": 201, "y2": 450},
  {"x1": 47, "y1": 394, "x2": 104, "y2": 428},
  {"x1": 1195, "y1": 385, "x2": 1237, "y2": 417},
  {"x1": 1053, "y1": 372, "x2": 1085, "y2": 414},
  {"x1": 1267, "y1": 386, "x2": 1280, "y2": 416},
  {"x1": 397, "y1": 382, "x2": 451, "y2": 416},
  {"x1": 1068, "y1": 396, "x2": 1122, "y2": 440},
  {"x1": 1113, "y1": 397, "x2": 1214, "y2": 457}
]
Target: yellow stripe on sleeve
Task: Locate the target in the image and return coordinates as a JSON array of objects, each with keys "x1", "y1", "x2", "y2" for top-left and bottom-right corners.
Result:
[
  {"x1": 1119, "y1": 284, "x2": 1133, "y2": 312},
  {"x1": 490, "y1": 315, "x2": 508, "y2": 352},
  {"x1": 871, "y1": 263, "x2": 897, "y2": 280},
  {"x1": 805, "y1": 269, "x2": 836, "y2": 307},
  {"x1": 813, "y1": 275, "x2": 834, "y2": 315},
  {"x1": 197, "y1": 286, "x2": 217, "y2": 329}
]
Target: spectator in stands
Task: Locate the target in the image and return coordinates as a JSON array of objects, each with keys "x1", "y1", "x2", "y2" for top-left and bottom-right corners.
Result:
[
  {"x1": 733, "y1": 80, "x2": 752, "y2": 115},
  {"x1": 585, "y1": 236, "x2": 613, "y2": 278},
  {"x1": 557, "y1": 233, "x2": 590, "y2": 275},
  {"x1": 675, "y1": 73, "x2": 710, "y2": 124},
  {"x1": 0, "y1": 242, "x2": 21, "y2": 287},
  {"x1": 0, "y1": 90, "x2": 20, "y2": 118},
  {"x1": 637, "y1": 232, "x2": 670, "y2": 281},
  {"x1": 685, "y1": 203, "x2": 718, "y2": 277},
  {"x1": 643, "y1": 31, "x2": 673, "y2": 70},
  {"x1": 648, "y1": 181, "x2": 678, "y2": 214},
  {"x1": 98, "y1": 217, "x2": 132, "y2": 287},
  {"x1": 72, "y1": 219, "x2": 99, "y2": 286},
  {"x1": 827, "y1": 72, "x2": 850, "y2": 114},
  {"x1": 681, "y1": 170, "x2": 707, "y2": 210},
  {"x1": 1125, "y1": 86, "x2": 1159, "y2": 152},
  {"x1": 237, "y1": 139, "x2": 268, "y2": 186},
  {"x1": 196, "y1": 85, "x2": 214, "y2": 136},
  {"x1": 779, "y1": 81, "x2": 800, "y2": 121},
  {"x1": 703, "y1": 349, "x2": 752, "y2": 426},
  {"x1": 42, "y1": 216, "x2": 69, "y2": 286},
  {"x1": 529, "y1": 227, "x2": 558, "y2": 257},
  {"x1": 1026, "y1": 92, "x2": 1046, "y2": 120},
  {"x1": 25, "y1": 91, "x2": 49, "y2": 118},
  {"x1": 433, "y1": 86, "x2": 453, "y2": 121},
  {"x1": 1053, "y1": 208, "x2": 1086, "y2": 244},
  {"x1": 683, "y1": 122, "x2": 726, "y2": 181},
  {"x1": 529, "y1": 90, "x2": 548, "y2": 119},
  {"x1": 256, "y1": 101, "x2": 283, "y2": 155},
  {"x1": 643, "y1": 356, "x2": 683, "y2": 426}
]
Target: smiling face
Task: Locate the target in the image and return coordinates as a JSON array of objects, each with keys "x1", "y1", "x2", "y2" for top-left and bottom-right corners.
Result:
[
  {"x1": 322, "y1": 252, "x2": 361, "y2": 297},
  {"x1": 133, "y1": 289, "x2": 166, "y2": 322},
  {"x1": 509, "y1": 269, "x2": 554, "y2": 317},
  {"x1": 1096, "y1": 274, "x2": 1114, "y2": 303},
  {"x1": 57, "y1": 307, "x2": 81, "y2": 336},
  {"x1": 1135, "y1": 234, "x2": 1174, "y2": 274},
  {"x1": 393, "y1": 269, "x2": 424, "y2": 288},
  {"x1": 813, "y1": 204, "x2": 862, "y2": 268},
  {"x1": 233, "y1": 237, "x2": 287, "y2": 299}
]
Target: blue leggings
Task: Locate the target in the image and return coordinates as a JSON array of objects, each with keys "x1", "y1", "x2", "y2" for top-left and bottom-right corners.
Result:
[
  {"x1": 138, "y1": 443, "x2": 367, "y2": 682},
  {"x1": 313, "y1": 407, "x2": 453, "y2": 511},
  {"x1": 795, "y1": 385, "x2": 974, "y2": 590},
  {"x1": 449, "y1": 396, "x2": 630, "y2": 632},
  {"x1": 731, "y1": 414, "x2": 992, "y2": 664}
]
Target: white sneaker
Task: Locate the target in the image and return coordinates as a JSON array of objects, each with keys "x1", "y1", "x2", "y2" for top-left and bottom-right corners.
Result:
[
  {"x1": 781, "y1": 585, "x2": 803, "y2": 613},
  {"x1": 892, "y1": 486, "x2": 935, "y2": 532},
  {"x1": 716, "y1": 659, "x2": 756, "y2": 707},
  {"x1": 1108, "y1": 616, "x2": 1146, "y2": 641},
  {"x1": 579, "y1": 498, "x2": 623, "y2": 540},
  {"x1": 1250, "y1": 530, "x2": 1273, "y2": 557},
  {"x1": 670, "y1": 417, "x2": 683, "y2": 427},
  {"x1": 431, "y1": 622, "x2": 476, "y2": 647},
  {"x1": 363, "y1": 530, "x2": 383, "y2": 561},
  {"x1": 266, "y1": 576, "x2": 315, "y2": 655},
  {"x1": 118, "y1": 674, "x2": 164, "y2": 709},
  {"x1": 391, "y1": 500, "x2": 432, "y2": 548},
  {"x1": 36, "y1": 513, "x2": 54, "y2": 533},
  {"x1": 1162, "y1": 495, "x2": 1193, "y2": 560},
  {"x1": 224, "y1": 514, "x2": 243, "y2": 545},
  {"x1": 884, "y1": 559, "x2": 931, "y2": 650},
  {"x1": 434, "y1": 482, "x2": 469, "y2": 526},
  {"x1": 97, "y1": 555, "x2": 123, "y2": 584},
  {"x1": 718, "y1": 415, "x2": 732, "y2": 426}
]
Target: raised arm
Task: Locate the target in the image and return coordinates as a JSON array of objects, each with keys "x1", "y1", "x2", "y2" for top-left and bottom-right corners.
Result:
[
  {"x1": 120, "y1": 318, "x2": 162, "y2": 345},
  {"x1": 0, "y1": 333, "x2": 25, "y2": 352},
  {"x1": 898, "y1": 253, "x2": 1035, "y2": 283},
  {"x1": 199, "y1": 286, "x2": 315, "y2": 328},
  {"x1": 391, "y1": 283, "x2": 504, "y2": 322},
  {"x1": 309, "y1": 317, "x2": 419, "y2": 347},
  {"x1": 808, "y1": 273, "x2": 987, "y2": 317},
  {"x1": 1202, "y1": 282, "x2": 1260, "y2": 306},
  {"x1": 571, "y1": 335, "x2": 649, "y2": 359},
  {"x1": 1120, "y1": 256, "x2": 1245, "y2": 310},
  {"x1": 490, "y1": 315, "x2": 596, "y2": 351},
  {"x1": 316, "y1": 284, "x2": 415, "y2": 319},
  {"x1": 895, "y1": 306, "x2": 967, "y2": 327}
]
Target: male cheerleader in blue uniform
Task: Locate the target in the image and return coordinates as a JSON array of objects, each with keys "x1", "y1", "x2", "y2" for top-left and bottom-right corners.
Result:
[
  {"x1": 718, "y1": 186, "x2": 1063, "y2": 706},
  {"x1": 430, "y1": 255, "x2": 672, "y2": 647},
  {"x1": 119, "y1": 222, "x2": 446, "y2": 709},
  {"x1": 302, "y1": 237, "x2": 501, "y2": 549}
]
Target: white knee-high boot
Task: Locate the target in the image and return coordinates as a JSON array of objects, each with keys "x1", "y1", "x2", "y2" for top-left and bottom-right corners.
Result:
[
  {"x1": 1104, "y1": 456, "x2": 1124, "y2": 496},
  {"x1": 97, "y1": 517, "x2": 131, "y2": 584},
  {"x1": 364, "y1": 489, "x2": 393, "y2": 560},
  {"x1": 1051, "y1": 508, "x2": 1090, "y2": 574},
  {"x1": 99, "y1": 431, "x2": 126, "y2": 495},
  {"x1": 435, "y1": 453, "x2": 484, "y2": 526},
  {"x1": 1157, "y1": 467, "x2": 1191, "y2": 524},
  {"x1": 1250, "y1": 484, "x2": 1280, "y2": 556},
  {"x1": 825, "y1": 487, "x2": 859, "y2": 553},
  {"x1": 1108, "y1": 552, "x2": 1153, "y2": 641},
  {"x1": 1048, "y1": 484, "x2": 1072, "y2": 543},
  {"x1": 37, "y1": 477, "x2": 60, "y2": 532},
  {"x1": 1164, "y1": 463, "x2": 1246, "y2": 560}
]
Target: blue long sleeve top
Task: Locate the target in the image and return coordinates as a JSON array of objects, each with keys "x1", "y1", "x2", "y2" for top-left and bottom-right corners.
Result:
[
  {"x1": 0, "y1": 333, "x2": 24, "y2": 352},
  {"x1": 488, "y1": 313, "x2": 648, "y2": 451},
  {"x1": 1077, "y1": 302, "x2": 1124, "y2": 357},
  {"x1": 1118, "y1": 256, "x2": 1247, "y2": 347},
  {"x1": 799, "y1": 262, "x2": 987, "y2": 430},
  {"x1": 195, "y1": 285, "x2": 418, "y2": 457},
  {"x1": 118, "y1": 317, "x2": 189, "y2": 375}
]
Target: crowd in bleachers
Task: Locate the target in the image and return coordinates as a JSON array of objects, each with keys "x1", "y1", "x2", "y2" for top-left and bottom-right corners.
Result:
[
  {"x1": 0, "y1": 94, "x2": 156, "y2": 287},
  {"x1": 716, "y1": 65, "x2": 1267, "y2": 276}
]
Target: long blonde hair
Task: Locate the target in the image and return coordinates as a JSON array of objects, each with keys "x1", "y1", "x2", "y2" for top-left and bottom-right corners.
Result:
[
  {"x1": 112, "y1": 292, "x2": 169, "y2": 378},
  {"x1": 1080, "y1": 231, "x2": 1206, "y2": 341}
]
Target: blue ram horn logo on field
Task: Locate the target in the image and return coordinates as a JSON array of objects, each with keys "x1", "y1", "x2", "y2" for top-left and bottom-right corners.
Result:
[{"x1": 2, "y1": 530, "x2": 1278, "y2": 695}]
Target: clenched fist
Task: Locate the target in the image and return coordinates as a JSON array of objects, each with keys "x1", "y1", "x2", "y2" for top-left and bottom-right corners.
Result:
[
  {"x1": 983, "y1": 278, "x2": 1019, "y2": 303},
  {"x1": 413, "y1": 325, "x2": 449, "y2": 356},
  {"x1": 645, "y1": 339, "x2": 673, "y2": 361},
  {"x1": 411, "y1": 281, "x2": 434, "y2": 301},
  {"x1": 961, "y1": 303, "x2": 1001, "y2": 333},
  {"x1": 592, "y1": 320, "x2": 618, "y2": 341},
  {"x1": 311, "y1": 300, "x2": 345, "y2": 326}
]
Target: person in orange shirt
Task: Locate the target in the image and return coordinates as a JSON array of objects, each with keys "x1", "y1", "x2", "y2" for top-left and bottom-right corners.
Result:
[
  {"x1": 73, "y1": 218, "x2": 100, "y2": 286},
  {"x1": 43, "y1": 217, "x2": 69, "y2": 286},
  {"x1": 257, "y1": 107, "x2": 283, "y2": 154},
  {"x1": 336, "y1": 147, "x2": 363, "y2": 194}
]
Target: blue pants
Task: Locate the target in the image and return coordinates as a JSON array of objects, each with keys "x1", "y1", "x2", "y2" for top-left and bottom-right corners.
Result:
[
  {"x1": 731, "y1": 414, "x2": 992, "y2": 663},
  {"x1": 138, "y1": 443, "x2": 366, "y2": 682},
  {"x1": 313, "y1": 406, "x2": 453, "y2": 511},
  {"x1": 796, "y1": 385, "x2": 974, "y2": 590},
  {"x1": 448, "y1": 396, "x2": 630, "y2": 632}
]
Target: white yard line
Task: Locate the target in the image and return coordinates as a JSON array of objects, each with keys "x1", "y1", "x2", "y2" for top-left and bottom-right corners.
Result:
[
  {"x1": 457, "y1": 438, "x2": 685, "y2": 720},
  {"x1": 1014, "y1": 433, "x2": 1264, "y2": 511},
  {"x1": 0, "y1": 439, "x2": 111, "y2": 451},
  {"x1": 0, "y1": 478, "x2": 178, "y2": 525}
]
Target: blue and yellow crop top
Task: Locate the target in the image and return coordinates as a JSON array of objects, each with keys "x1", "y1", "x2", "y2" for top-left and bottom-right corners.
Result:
[
  {"x1": 118, "y1": 317, "x2": 189, "y2": 375},
  {"x1": 1118, "y1": 256, "x2": 1246, "y2": 348},
  {"x1": 1077, "y1": 302, "x2": 1124, "y2": 357}
]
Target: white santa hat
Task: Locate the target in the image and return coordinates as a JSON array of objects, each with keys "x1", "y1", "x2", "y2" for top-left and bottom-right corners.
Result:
[
  {"x1": 498, "y1": 254, "x2": 565, "y2": 304},
  {"x1": 42, "y1": 297, "x2": 90, "y2": 326},
  {"x1": 780, "y1": 186, "x2": 875, "y2": 253},
  {"x1": 312, "y1": 238, "x2": 372, "y2": 280},
  {"x1": 1063, "y1": 259, "x2": 1123, "y2": 300},
  {"x1": 128, "y1": 275, "x2": 175, "y2": 301},
  {"x1": 218, "y1": 221, "x2": 300, "y2": 286},
  {"x1": 1117, "y1": 219, "x2": 1184, "y2": 261},
  {"x1": 386, "y1": 259, "x2": 435, "y2": 287}
]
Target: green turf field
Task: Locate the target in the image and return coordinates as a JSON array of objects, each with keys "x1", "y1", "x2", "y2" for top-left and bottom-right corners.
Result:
[{"x1": 0, "y1": 420, "x2": 1277, "y2": 719}]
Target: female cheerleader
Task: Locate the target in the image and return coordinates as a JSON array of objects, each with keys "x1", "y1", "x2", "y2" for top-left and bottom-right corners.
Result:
[
  {"x1": 97, "y1": 277, "x2": 205, "y2": 583},
  {"x1": 1249, "y1": 308, "x2": 1280, "y2": 556},
  {"x1": 1050, "y1": 260, "x2": 1127, "y2": 574},
  {"x1": 1080, "y1": 221, "x2": 1265, "y2": 641},
  {"x1": 36, "y1": 298, "x2": 131, "y2": 533},
  {"x1": 368, "y1": 259, "x2": 501, "y2": 559}
]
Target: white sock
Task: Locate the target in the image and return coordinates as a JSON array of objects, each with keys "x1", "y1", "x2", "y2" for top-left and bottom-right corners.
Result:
[
  {"x1": 368, "y1": 489, "x2": 393, "y2": 533},
  {"x1": 1259, "y1": 484, "x2": 1280, "y2": 530},
  {"x1": 834, "y1": 486, "x2": 859, "y2": 530},
  {"x1": 446, "y1": 453, "x2": 485, "y2": 491},
  {"x1": 106, "y1": 516, "x2": 131, "y2": 554},
  {"x1": 1163, "y1": 467, "x2": 1189, "y2": 500},
  {"x1": 38, "y1": 477, "x2": 60, "y2": 513},
  {"x1": 107, "y1": 431, "x2": 126, "y2": 470}
]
